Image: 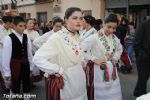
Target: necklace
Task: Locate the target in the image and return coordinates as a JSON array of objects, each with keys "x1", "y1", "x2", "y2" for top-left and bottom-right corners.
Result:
[
  {"x1": 63, "y1": 30, "x2": 81, "y2": 56},
  {"x1": 66, "y1": 28, "x2": 77, "y2": 34}
]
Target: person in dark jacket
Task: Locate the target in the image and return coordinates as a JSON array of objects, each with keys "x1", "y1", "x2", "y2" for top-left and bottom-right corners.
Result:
[
  {"x1": 133, "y1": 19, "x2": 150, "y2": 97},
  {"x1": 115, "y1": 17, "x2": 128, "y2": 46}
]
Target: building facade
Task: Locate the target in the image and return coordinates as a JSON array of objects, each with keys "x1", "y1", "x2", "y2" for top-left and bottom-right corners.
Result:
[
  {"x1": 17, "y1": 0, "x2": 53, "y2": 23},
  {"x1": 52, "y1": 0, "x2": 104, "y2": 19},
  {"x1": 16, "y1": 0, "x2": 105, "y2": 23},
  {"x1": 106, "y1": 0, "x2": 150, "y2": 25},
  {"x1": 0, "y1": 0, "x2": 17, "y2": 16},
  {"x1": 0, "y1": 0, "x2": 106, "y2": 23}
]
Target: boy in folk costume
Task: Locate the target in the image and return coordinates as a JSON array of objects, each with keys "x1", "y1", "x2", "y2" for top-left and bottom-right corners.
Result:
[
  {"x1": 2, "y1": 16, "x2": 34, "y2": 100},
  {"x1": 0, "y1": 16, "x2": 13, "y2": 92},
  {"x1": 81, "y1": 14, "x2": 123, "y2": 100},
  {"x1": 33, "y1": 17, "x2": 63, "y2": 49},
  {"x1": 33, "y1": 7, "x2": 87, "y2": 100}
]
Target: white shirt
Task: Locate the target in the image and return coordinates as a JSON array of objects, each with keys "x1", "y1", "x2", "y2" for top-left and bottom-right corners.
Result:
[
  {"x1": 0, "y1": 25, "x2": 12, "y2": 48},
  {"x1": 0, "y1": 25, "x2": 12, "y2": 73},
  {"x1": 2, "y1": 30, "x2": 34, "y2": 77},
  {"x1": 33, "y1": 30, "x2": 55, "y2": 49}
]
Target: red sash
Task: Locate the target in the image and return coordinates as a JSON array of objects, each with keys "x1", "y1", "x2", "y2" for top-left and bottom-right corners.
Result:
[
  {"x1": 85, "y1": 60, "x2": 94, "y2": 100},
  {"x1": 121, "y1": 48, "x2": 132, "y2": 69},
  {"x1": 46, "y1": 75, "x2": 64, "y2": 100}
]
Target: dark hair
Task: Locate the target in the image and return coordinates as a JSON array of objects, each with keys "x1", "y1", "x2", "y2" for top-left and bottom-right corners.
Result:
[
  {"x1": 34, "y1": 22, "x2": 40, "y2": 26},
  {"x1": 121, "y1": 17, "x2": 128, "y2": 25},
  {"x1": 84, "y1": 15, "x2": 96, "y2": 26},
  {"x1": 64, "y1": 7, "x2": 82, "y2": 19},
  {"x1": 129, "y1": 22, "x2": 134, "y2": 26},
  {"x1": 2, "y1": 16, "x2": 13, "y2": 23},
  {"x1": 104, "y1": 14, "x2": 118, "y2": 24},
  {"x1": 94, "y1": 19, "x2": 103, "y2": 31},
  {"x1": 96, "y1": 19, "x2": 103, "y2": 25},
  {"x1": 26, "y1": 18, "x2": 33, "y2": 23},
  {"x1": 52, "y1": 17, "x2": 63, "y2": 25},
  {"x1": 13, "y1": 16, "x2": 25, "y2": 25}
]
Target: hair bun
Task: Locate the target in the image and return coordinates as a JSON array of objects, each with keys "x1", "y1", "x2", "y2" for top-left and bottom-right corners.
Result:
[
  {"x1": 84, "y1": 15, "x2": 96, "y2": 26},
  {"x1": 104, "y1": 14, "x2": 118, "y2": 24}
]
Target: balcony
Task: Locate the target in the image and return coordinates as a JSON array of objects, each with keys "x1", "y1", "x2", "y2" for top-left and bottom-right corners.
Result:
[
  {"x1": 1, "y1": 3, "x2": 17, "y2": 10},
  {"x1": 35, "y1": 0, "x2": 54, "y2": 4},
  {"x1": 17, "y1": 0, "x2": 36, "y2": 7}
]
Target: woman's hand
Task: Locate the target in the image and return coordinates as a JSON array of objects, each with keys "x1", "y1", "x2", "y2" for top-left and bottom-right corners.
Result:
[
  {"x1": 93, "y1": 58, "x2": 106, "y2": 65},
  {"x1": 112, "y1": 58, "x2": 117, "y2": 65},
  {"x1": 55, "y1": 73, "x2": 64, "y2": 89},
  {"x1": 81, "y1": 61, "x2": 86, "y2": 68}
]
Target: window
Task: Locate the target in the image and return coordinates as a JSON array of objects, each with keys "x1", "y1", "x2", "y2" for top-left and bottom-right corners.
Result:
[
  {"x1": 19, "y1": 13, "x2": 31, "y2": 20},
  {"x1": 26, "y1": 13, "x2": 31, "y2": 19},
  {"x1": 1, "y1": 5, "x2": 8, "y2": 10},
  {"x1": 19, "y1": 13, "x2": 26, "y2": 20},
  {"x1": 83, "y1": 10, "x2": 92, "y2": 16},
  {"x1": 37, "y1": 12, "x2": 47, "y2": 23},
  {"x1": 53, "y1": 5, "x2": 61, "y2": 13}
]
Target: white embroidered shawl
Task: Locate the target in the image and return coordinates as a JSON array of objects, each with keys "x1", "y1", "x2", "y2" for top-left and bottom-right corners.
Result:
[{"x1": 35, "y1": 28, "x2": 82, "y2": 71}]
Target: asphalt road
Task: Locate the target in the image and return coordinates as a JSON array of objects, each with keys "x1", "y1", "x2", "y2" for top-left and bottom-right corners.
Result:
[{"x1": 1, "y1": 67, "x2": 150, "y2": 100}]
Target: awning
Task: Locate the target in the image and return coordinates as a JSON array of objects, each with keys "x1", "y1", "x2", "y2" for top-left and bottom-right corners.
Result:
[{"x1": 106, "y1": 0, "x2": 150, "y2": 9}]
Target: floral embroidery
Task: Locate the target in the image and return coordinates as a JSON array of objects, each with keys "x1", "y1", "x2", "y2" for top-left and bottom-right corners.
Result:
[
  {"x1": 98, "y1": 31, "x2": 117, "y2": 60},
  {"x1": 98, "y1": 30, "x2": 117, "y2": 81},
  {"x1": 61, "y1": 30, "x2": 82, "y2": 56}
]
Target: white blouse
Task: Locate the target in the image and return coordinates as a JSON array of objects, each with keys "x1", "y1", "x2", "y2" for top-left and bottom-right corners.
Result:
[
  {"x1": 80, "y1": 27, "x2": 97, "y2": 42},
  {"x1": 0, "y1": 25, "x2": 12, "y2": 48},
  {"x1": 81, "y1": 29, "x2": 123, "y2": 62},
  {"x1": 33, "y1": 30, "x2": 55, "y2": 49},
  {"x1": 33, "y1": 28, "x2": 83, "y2": 75}
]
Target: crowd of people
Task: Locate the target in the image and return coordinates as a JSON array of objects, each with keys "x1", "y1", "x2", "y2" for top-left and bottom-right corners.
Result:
[{"x1": 0, "y1": 6, "x2": 150, "y2": 100}]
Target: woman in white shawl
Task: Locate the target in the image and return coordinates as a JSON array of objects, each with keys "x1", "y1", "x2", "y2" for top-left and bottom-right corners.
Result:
[
  {"x1": 0, "y1": 16, "x2": 13, "y2": 91},
  {"x1": 33, "y1": 7, "x2": 87, "y2": 100},
  {"x1": 80, "y1": 15, "x2": 97, "y2": 42},
  {"x1": 81, "y1": 14, "x2": 123, "y2": 100},
  {"x1": 24, "y1": 18, "x2": 41, "y2": 85}
]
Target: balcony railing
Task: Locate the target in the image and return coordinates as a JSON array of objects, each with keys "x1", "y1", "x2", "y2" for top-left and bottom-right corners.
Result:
[{"x1": 35, "y1": 0, "x2": 54, "y2": 4}]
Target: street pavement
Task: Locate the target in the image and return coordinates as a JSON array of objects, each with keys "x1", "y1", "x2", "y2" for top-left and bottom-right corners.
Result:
[
  {"x1": 1, "y1": 67, "x2": 150, "y2": 100},
  {"x1": 120, "y1": 67, "x2": 150, "y2": 100}
]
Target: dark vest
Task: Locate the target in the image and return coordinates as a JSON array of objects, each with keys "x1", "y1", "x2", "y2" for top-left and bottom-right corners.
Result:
[{"x1": 9, "y1": 33, "x2": 28, "y2": 60}]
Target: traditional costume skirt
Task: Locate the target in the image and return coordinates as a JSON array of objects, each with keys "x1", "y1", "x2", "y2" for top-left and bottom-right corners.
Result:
[
  {"x1": 85, "y1": 60, "x2": 122, "y2": 100},
  {"x1": 46, "y1": 64, "x2": 87, "y2": 100}
]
